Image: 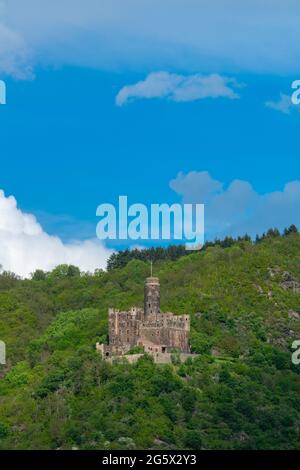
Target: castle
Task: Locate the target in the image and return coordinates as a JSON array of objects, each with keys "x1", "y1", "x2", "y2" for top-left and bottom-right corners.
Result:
[{"x1": 96, "y1": 276, "x2": 195, "y2": 363}]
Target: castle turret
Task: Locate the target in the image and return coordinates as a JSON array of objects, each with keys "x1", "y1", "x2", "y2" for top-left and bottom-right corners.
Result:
[{"x1": 144, "y1": 277, "x2": 160, "y2": 317}]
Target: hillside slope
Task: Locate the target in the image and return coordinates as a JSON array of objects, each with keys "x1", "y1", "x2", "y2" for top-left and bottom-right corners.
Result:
[{"x1": 0, "y1": 234, "x2": 300, "y2": 449}]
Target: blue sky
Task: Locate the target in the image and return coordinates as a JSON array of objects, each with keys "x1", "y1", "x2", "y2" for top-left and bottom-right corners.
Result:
[
  {"x1": 0, "y1": 1, "x2": 300, "y2": 275},
  {"x1": 1, "y1": 70, "x2": 298, "y2": 234}
]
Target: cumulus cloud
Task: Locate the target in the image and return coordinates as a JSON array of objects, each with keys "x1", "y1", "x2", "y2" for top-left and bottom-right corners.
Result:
[
  {"x1": 116, "y1": 72, "x2": 240, "y2": 106},
  {"x1": 1, "y1": 1, "x2": 300, "y2": 77},
  {"x1": 0, "y1": 189, "x2": 112, "y2": 277},
  {"x1": 265, "y1": 93, "x2": 299, "y2": 114},
  {"x1": 170, "y1": 171, "x2": 300, "y2": 239}
]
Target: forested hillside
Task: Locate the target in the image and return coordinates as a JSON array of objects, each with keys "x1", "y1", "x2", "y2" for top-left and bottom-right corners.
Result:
[{"x1": 0, "y1": 231, "x2": 300, "y2": 450}]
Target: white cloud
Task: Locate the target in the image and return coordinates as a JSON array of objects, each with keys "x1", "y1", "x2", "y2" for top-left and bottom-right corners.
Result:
[
  {"x1": 170, "y1": 171, "x2": 300, "y2": 239},
  {"x1": 116, "y1": 72, "x2": 240, "y2": 106},
  {"x1": 0, "y1": 189, "x2": 112, "y2": 277},
  {"x1": 0, "y1": 22, "x2": 33, "y2": 79},
  {"x1": 1, "y1": 1, "x2": 300, "y2": 77},
  {"x1": 265, "y1": 93, "x2": 299, "y2": 114}
]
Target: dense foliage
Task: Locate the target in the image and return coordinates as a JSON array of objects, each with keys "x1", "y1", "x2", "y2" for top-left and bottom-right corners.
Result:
[
  {"x1": 106, "y1": 225, "x2": 298, "y2": 271},
  {"x1": 0, "y1": 230, "x2": 300, "y2": 450},
  {"x1": 106, "y1": 245, "x2": 188, "y2": 271}
]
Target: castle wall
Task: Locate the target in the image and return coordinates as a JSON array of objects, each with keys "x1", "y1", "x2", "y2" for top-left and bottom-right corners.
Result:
[
  {"x1": 108, "y1": 307, "x2": 143, "y2": 355},
  {"x1": 139, "y1": 313, "x2": 190, "y2": 353},
  {"x1": 106, "y1": 352, "x2": 196, "y2": 365}
]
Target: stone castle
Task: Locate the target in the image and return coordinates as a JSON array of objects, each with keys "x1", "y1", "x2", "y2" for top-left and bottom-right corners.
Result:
[{"x1": 96, "y1": 276, "x2": 194, "y2": 363}]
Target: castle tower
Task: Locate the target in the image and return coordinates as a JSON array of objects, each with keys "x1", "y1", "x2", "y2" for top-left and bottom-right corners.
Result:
[{"x1": 144, "y1": 277, "x2": 160, "y2": 317}]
